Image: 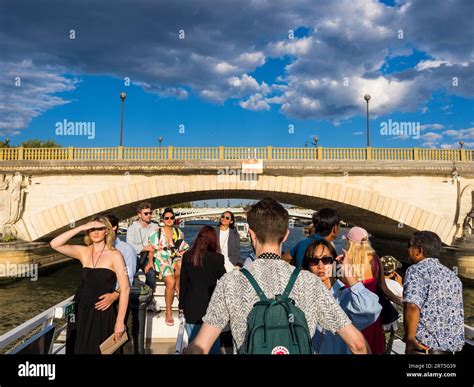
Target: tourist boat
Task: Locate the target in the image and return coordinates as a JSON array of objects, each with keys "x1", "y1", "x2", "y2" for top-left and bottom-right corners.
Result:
[
  {"x1": 235, "y1": 222, "x2": 249, "y2": 241},
  {"x1": 0, "y1": 275, "x2": 188, "y2": 355},
  {"x1": 1, "y1": 271, "x2": 473, "y2": 355}
]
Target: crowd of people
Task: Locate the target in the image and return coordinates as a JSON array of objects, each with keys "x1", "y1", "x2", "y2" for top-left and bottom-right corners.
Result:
[{"x1": 50, "y1": 198, "x2": 465, "y2": 355}]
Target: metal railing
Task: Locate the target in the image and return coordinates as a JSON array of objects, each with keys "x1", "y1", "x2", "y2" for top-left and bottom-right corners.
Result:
[
  {"x1": 0, "y1": 146, "x2": 472, "y2": 162},
  {"x1": 0, "y1": 296, "x2": 73, "y2": 354}
]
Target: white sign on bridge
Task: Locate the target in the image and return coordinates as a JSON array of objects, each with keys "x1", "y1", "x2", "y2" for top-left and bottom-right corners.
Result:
[{"x1": 242, "y1": 159, "x2": 263, "y2": 174}]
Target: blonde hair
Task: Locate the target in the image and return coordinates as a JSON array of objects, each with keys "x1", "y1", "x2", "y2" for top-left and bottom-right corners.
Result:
[
  {"x1": 83, "y1": 215, "x2": 116, "y2": 251},
  {"x1": 345, "y1": 239, "x2": 376, "y2": 281}
]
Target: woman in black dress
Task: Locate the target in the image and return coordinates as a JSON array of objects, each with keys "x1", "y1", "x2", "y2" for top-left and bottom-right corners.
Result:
[
  {"x1": 50, "y1": 215, "x2": 130, "y2": 354},
  {"x1": 179, "y1": 226, "x2": 226, "y2": 354}
]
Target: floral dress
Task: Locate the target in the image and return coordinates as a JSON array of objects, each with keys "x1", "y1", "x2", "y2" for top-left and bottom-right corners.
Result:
[{"x1": 148, "y1": 227, "x2": 189, "y2": 277}]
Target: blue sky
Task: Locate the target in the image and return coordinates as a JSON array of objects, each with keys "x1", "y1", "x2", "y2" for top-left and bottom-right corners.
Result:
[{"x1": 1, "y1": 0, "x2": 473, "y2": 149}]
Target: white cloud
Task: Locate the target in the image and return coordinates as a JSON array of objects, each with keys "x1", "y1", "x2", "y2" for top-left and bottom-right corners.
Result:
[
  {"x1": 440, "y1": 142, "x2": 474, "y2": 149},
  {"x1": 1, "y1": 0, "x2": 473, "y2": 131},
  {"x1": 416, "y1": 60, "x2": 451, "y2": 71},
  {"x1": 420, "y1": 131, "x2": 443, "y2": 147},
  {"x1": 0, "y1": 60, "x2": 78, "y2": 130},
  {"x1": 267, "y1": 36, "x2": 313, "y2": 57},
  {"x1": 420, "y1": 124, "x2": 444, "y2": 131},
  {"x1": 443, "y1": 127, "x2": 474, "y2": 140},
  {"x1": 239, "y1": 93, "x2": 270, "y2": 111}
]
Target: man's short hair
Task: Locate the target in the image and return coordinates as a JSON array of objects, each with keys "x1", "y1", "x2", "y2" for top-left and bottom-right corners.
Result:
[
  {"x1": 410, "y1": 231, "x2": 442, "y2": 258},
  {"x1": 246, "y1": 197, "x2": 288, "y2": 244},
  {"x1": 137, "y1": 202, "x2": 152, "y2": 213},
  {"x1": 312, "y1": 208, "x2": 341, "y2": 237}
]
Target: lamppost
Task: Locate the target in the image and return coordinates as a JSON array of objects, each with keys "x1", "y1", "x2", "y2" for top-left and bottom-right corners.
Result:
[
  {"x1": 364, "y1": 94, "x2": 371, "y2": 147},
  {"x1": 119, "y1": 92, "x2": 127, "y2": 146},
  {"x1": 158, "y1": 137, "x2": 163, "y2": 148},
  {"x1": 460, "y1": 141, "x2": 465, "y2": 149},
  {"x1": 305, "y1": 136, "x2": 319, "y2": 147}
]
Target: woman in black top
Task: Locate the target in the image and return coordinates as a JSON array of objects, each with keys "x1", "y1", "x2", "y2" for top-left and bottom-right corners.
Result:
[{"x1": 179, "y1": 226, "x2": 226, "y2": 354}]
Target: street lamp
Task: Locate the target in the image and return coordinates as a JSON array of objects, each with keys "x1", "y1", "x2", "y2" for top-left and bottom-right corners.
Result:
[
  {"x1": 459, "y1": 141, "x2": 465, "y2": 149},
  {"x1": 305, "y1": 136, "x2": 319, "y2": 147},
  {"x1": 119, "y1": 92, "x2": 127, "y2": 146},
  {"x1": 364, "y1": 94, "x2": 371, "y2": 147},
  {"x1": 158, "y1": 137, "x2": 163, "y2": 148}
]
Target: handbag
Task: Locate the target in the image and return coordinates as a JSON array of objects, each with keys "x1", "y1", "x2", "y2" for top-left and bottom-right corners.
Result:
[
  {"x1": 376, "y1": 287, "x2": 399, "y2": 325},
  {"x1": 99, "y1": 330, "x2": 128, "y2": 354}
]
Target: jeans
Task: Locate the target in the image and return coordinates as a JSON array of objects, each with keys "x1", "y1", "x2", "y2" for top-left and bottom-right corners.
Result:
[{"x1": 185, "y1": 323, "x2": 220, "y2": 354}]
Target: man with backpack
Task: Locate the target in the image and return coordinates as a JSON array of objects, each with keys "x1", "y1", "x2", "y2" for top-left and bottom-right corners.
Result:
[{"x1": 185, "y1": 197, "x2": 368, "y2": 354}]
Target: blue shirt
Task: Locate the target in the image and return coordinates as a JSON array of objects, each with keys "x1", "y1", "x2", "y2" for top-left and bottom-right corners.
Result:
[
  {"x1": 312, "y1": 281, "x2": 381, "y2": 354},
  {"x1": 403, "y1": 258, "x2": 464, "y2": 352},
  {"x1": 114, "y1": 238, "x2": 137, "y2": 287},
  {"x1": 291, "y1": 233, "x2": 326, "y2": 268}
]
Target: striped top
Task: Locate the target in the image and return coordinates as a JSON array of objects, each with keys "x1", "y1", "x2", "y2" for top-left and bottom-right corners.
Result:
[{"x1": 203, "y1": 257, "x2": 351, "y2": 353}]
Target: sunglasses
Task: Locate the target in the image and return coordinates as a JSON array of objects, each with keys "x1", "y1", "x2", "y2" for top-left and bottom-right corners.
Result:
[
  {"x1": 308, "y1": 256, "x2": 335, "y2": 266},
  {"x1": 164, "y1": 216, "x2": 175, "y2": 220},
  {"x1": 89, "y1": 227, "x2": 106, "y2": 232},
  {"x1": 221, "y1": 215, "x2": 231, "y2": 220},
  {"x1": 142, "y1": 211, "x2": 152, "y2": 216}
]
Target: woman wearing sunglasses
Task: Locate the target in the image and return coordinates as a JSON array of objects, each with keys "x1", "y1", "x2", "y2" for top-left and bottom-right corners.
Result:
[
  {"x1": 148, "y1": 208, "x2": 189, "y2": 326},
  {"x1": 50, "y1": 215, "x2": 130, "y2": 354},
  {"x1": 301, "y1": 239, "x2": 381, "y2": 354},
  {"x1": 215, "y1": 211, "x2": 242, "y2": 272}
]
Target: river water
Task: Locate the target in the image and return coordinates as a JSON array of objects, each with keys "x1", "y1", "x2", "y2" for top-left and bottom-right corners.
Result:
[{"x1": 1, "y1": 226, "x2": 473, "y2": 335}]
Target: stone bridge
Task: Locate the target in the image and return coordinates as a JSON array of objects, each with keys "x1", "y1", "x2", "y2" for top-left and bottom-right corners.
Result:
[{"x1": 1, "y1": 146, "x2": 474, "y2": 279}]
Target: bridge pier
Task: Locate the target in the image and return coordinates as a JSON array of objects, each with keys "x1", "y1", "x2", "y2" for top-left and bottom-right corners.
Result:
[{"x1": 0, "y1": 242, "x2": 73, "y2": 284}]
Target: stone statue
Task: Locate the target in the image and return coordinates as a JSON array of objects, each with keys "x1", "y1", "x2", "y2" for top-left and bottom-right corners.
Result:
[{"x1": 0, "y1": 173, "x2": 29, "y2": 239}]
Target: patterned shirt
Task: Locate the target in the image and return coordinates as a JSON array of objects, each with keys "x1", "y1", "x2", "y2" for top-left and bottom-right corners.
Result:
[
  {"x1": 403, "y1": 258, "x2": 464, "y2": 352},
  {"x1": 148, "y1": 227, "x2": 189, "y2": 262},
  {"x1": 203, "y1": 256, "x2": 351, "y2": 353}
]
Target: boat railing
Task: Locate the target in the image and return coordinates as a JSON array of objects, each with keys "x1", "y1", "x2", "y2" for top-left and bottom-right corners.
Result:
[
  {"x1": 0, "y1": 296, "x2": 74, "y2": 354},
  {"x1": 174, "y1": 313, "x2": 187, "y2": 354}
]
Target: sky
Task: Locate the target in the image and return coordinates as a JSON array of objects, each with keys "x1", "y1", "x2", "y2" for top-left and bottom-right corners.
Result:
[{"x1": 1, "y1": 0, "x2": 473, "y2": 150}]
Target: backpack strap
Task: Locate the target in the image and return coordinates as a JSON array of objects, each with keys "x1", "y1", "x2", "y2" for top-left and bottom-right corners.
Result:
[
  {"x1": 241, "y1": 268, "x2": 268, "y2": 301},
  {"x1": 281, "y1": 267, "x2": 300, "y2": 300}
]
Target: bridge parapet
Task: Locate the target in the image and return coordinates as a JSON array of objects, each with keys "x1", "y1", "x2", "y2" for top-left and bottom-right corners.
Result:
[{"x1": 0, "y1": 146, "x2": 472, "y2": 162}]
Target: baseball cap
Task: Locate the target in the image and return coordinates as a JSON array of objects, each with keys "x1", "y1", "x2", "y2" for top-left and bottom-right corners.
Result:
[{"x1": 342, "y1": 226, "x2": 370, "y2": 243}]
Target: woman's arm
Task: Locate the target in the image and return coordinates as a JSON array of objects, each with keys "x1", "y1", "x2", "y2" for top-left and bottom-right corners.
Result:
[
  {"x1": 49, "y1": 221, "x2": 103, "y2": 262},
  {"x1": 339, "y1": 282, "x2": 382, "y2": 330},
  {"x1": 112, "y1": 251, "x2": 130, "y2": 341}
]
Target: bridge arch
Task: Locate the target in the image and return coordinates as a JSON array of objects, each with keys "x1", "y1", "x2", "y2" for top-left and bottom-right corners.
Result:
[{"x1": 16, "y1": 174, "x2": 455, "y2": 244}]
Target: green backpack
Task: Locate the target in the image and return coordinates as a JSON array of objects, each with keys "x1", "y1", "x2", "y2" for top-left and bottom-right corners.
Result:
[{"x1": 239, "y1": 267, "x2": 313, "y2": 355}]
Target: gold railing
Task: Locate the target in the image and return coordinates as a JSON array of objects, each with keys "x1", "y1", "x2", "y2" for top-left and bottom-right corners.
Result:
[{"x1": 0, "y1": 146, "x2": 472, "y2": 162}]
